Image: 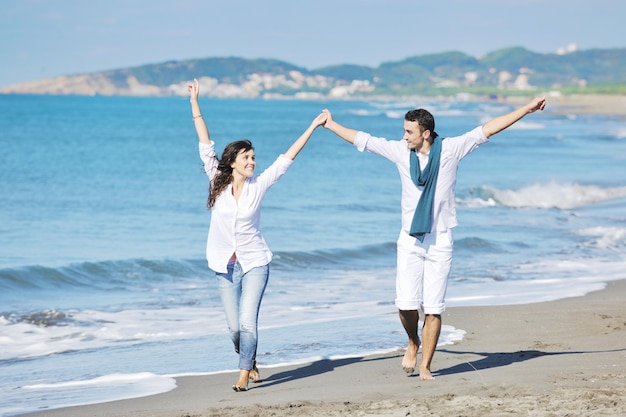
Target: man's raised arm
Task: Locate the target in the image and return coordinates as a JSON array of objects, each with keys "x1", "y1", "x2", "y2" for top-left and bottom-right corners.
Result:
[
  {"x1": 322, "y1": 109, "x2": 359, "y2": 144},
  {"x1": 482, "y1": 97, "x2": 546, "y2": 138}
]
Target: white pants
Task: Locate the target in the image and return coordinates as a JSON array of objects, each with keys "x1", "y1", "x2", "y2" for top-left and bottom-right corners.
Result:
[{"x1": 395, "y1": 228, "x2": 453, "y2": 314}]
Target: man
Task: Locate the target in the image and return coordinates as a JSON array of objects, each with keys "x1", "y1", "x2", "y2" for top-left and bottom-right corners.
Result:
[{"x1": 322, "y1": 97, "x2": 546, "y2": 380}]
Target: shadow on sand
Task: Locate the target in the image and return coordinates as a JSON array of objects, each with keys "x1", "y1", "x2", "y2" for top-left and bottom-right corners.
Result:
[{"x1": 253, "y1": 347, "x2": 626, "y2": 388}]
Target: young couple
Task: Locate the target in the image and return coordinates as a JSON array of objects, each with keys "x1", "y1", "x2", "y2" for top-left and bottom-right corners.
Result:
[{"x1": 188, "y1": 78, "x2": 546, "y2": 391}]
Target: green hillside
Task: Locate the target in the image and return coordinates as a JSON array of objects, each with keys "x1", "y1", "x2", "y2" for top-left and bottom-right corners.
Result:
[
  {"x1": 2, "y1": 46, "x2": 625, "y2": 97},
  {"x1": 102, "y1": 47, "x2": 626, "y2": 91}
]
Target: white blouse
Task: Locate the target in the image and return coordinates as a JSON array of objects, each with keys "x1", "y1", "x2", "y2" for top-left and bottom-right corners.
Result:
[{"x1": 199, "y1": 142, "x2": 293, "y2": 273}]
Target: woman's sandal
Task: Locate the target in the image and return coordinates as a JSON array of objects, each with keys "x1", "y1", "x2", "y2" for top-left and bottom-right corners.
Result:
[{"x1": 232, "y1": 385, "x2": 248, "y2": 392}]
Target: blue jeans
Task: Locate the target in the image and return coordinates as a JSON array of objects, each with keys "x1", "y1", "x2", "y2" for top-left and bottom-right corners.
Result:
[{"x1": 215, "y1": 261, "x2": 269, "y2": 370}]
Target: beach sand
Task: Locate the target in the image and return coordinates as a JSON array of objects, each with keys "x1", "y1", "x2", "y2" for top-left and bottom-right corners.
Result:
[{"x1": 20, "y1": 279, "x2": 625, "y2": 417}]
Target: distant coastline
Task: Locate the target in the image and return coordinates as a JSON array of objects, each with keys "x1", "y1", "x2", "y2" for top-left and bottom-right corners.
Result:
[{"x1": 1, "y1": 47, "x2": 625, "y2": 102}]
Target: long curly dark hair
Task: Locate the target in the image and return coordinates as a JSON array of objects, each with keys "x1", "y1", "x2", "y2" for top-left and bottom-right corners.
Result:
[{"x1": 208, "y1": 139, "x2": 254, "y2": 208}]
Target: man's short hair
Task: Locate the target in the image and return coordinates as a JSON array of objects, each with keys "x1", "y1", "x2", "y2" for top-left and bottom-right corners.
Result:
[{"x1": 405, "y1": 109, "x2": 438, "y2": 139}]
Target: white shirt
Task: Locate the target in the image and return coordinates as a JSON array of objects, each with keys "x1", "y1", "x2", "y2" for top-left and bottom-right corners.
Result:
[
  {"x1": 199, "y1": 142, "x2": 293, "y2": 273},
  {"x1": 353, "y1": 126, "x2": 488, "y2": 234}
]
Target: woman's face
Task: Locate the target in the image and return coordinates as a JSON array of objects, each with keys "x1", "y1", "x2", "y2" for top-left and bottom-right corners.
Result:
[{"x1": 231, "y1": 148, "x2": 256, "y2": 178}]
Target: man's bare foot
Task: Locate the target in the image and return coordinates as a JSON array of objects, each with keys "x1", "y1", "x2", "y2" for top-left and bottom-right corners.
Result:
[
  {"x1": 402, "y1": 344, "x2": 418, "y2": 374},
  {"x1": 419, "y1": 365, "x2": 435, "y2": 380}
]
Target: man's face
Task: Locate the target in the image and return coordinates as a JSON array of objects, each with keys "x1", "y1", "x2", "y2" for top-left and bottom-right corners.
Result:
[{"x1": 403, "y1": 120, "x2": 429, "y2": 150}]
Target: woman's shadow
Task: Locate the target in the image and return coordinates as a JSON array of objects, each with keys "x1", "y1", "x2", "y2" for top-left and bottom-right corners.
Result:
[{"x1": 253, "y1": 356, "x2": 376, "y2": 389}]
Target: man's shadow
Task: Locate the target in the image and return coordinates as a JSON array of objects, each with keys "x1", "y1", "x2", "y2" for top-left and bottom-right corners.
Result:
[{"x1": 429, "y1": 347, "x2": 626, "y2": 377}]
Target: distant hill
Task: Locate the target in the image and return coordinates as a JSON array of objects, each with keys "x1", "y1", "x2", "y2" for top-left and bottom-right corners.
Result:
[{"x1": 1, "y1": 47, "x2": 625, "y2": 97}]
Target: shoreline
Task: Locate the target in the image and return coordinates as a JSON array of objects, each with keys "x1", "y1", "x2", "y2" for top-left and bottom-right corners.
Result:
[
  {"x1": 2, "y1": 92, "x2": 626, "y2": 117},
  {"x1": 500, "y1": 93, "x2": 626, "y2": 117},
  {"x1": 19, "y1": 279, "x2": 626, "y2": 417}
]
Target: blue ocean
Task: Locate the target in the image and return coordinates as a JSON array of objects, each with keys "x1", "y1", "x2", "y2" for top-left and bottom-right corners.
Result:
[{"x1": 1, "y1": 94, "x2": 625, "y2": 416}]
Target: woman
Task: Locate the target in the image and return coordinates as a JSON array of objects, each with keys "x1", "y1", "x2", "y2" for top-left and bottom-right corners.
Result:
[{"x1": 188, "y1": 79, "x2": 326, "y2": 392}]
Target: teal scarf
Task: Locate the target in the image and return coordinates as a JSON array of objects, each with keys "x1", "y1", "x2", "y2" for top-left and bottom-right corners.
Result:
[{"x1": 409, "y1": 137, "x2": 442, "y2": 242}]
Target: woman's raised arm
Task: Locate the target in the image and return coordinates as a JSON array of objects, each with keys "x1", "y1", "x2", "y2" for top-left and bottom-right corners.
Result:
[
  {"x1": 188, "y1": 79, "x2": 212, "y2": 145},
  {"x1": 283, "y1": 111, "x2": 327, "y2": 160}
]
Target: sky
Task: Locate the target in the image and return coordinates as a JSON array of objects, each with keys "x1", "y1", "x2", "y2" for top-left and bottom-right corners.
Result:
[{"x1": 1, "y1": 0, "x2": 625, "y2": 87}]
